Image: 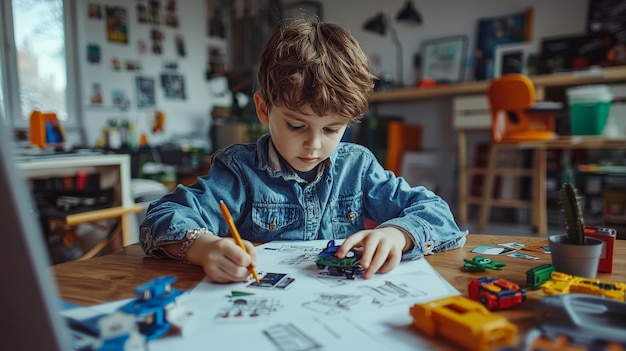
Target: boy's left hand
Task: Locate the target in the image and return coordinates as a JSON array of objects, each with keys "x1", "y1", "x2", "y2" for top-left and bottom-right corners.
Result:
[{"x1": 337, "y1": 227, "x2": 413, "y2": 279}]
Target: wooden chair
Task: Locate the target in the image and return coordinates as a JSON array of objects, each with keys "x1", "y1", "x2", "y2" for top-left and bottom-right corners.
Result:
[
  {"x1": 477, "y1": 74, "x2": 559, "y2": 234},
  {"x1": 386, "y1": 121, "x2": 423, "y2": 175}
]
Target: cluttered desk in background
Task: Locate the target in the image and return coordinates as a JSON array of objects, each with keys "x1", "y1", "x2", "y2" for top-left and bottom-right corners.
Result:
[{"x1": 52, "y1": 234, "x2": 626, "y2": 350}]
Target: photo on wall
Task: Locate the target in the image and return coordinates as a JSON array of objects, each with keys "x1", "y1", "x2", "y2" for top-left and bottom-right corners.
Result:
[
  {"x1": 161, "y1": 73, "x2": 186, "y2": 100},
  {"x1": 105, "y1": 5, "x2": 129, "y2": 44},
  {"x1": 136, "y1": 76, "x2": 156, "y2": 108}
]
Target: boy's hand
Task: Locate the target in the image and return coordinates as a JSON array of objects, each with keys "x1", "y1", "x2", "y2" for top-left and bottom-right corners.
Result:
[
  {"x1": 337, "y1": 227, "x2": 412, "y2": 279},
  {"x1": 184, "y1": 234, "x2": 257, "y2": 283}
]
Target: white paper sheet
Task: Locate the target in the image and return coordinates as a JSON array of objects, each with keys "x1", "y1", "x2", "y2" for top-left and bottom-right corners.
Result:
[
  {"x1": 63, "y1": 240, "x2": 459, "y2": 350},
  {"x1": 149, "y1": 240, "x2": 459, "y2": 350}
]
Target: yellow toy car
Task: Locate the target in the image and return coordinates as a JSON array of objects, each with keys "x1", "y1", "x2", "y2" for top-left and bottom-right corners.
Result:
[{"x1": 409, "y1": 295, "x2": 517, "y2": 351}]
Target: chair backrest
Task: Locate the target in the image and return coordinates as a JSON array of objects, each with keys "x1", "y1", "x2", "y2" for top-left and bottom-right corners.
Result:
[
  {"x1": 386, "y1": 121, "x2": 423, "y2": 175},
  {"x1": 488, "y1": 74, "x2": 535, "y2": 111}
]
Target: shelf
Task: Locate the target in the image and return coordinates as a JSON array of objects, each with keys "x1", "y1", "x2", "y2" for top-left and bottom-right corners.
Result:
[
  {"x1": 370, "y1": 66, "x2": 626, "y2": 104},
  {"x1": 18, "y1": 154, "x2": 138, "y2": 251}
]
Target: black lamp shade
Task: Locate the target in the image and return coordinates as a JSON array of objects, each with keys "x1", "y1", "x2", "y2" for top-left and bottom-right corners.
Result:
[
  {"x1": 396, "y1": 1, "x2": 422, "y2": 24},
  {"x1": 363, "y1": 13, "x2": 387, "y2": 35}
]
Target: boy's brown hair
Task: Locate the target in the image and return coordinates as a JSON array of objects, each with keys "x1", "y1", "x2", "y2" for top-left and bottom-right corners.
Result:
[{"x1": 256, "y1": 17, "x2": 375, "y2": 125}]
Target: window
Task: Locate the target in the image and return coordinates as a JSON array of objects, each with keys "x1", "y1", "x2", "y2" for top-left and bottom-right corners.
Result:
[{"x1": 0, "y1": 0, "x2": 78, "y2": 135}]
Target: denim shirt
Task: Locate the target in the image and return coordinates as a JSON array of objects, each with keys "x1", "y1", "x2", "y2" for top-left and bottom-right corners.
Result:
[{"x1": 140, "y1": 133, "x2": 467, "y2": 261}]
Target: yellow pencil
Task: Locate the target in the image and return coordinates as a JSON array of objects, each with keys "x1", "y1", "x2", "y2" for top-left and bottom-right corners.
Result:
[{"x1": 219, "y1": 200, "x2": 260, "y2": 283}]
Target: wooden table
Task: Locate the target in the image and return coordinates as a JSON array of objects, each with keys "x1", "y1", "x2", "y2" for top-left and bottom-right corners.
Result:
[{"x1": 52, "y1": 234, "x2": 626, "y2": 349}]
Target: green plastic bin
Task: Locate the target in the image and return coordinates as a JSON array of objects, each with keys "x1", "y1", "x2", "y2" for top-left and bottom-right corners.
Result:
[{"x1": 566, "y1": 85, "x2": 612, "y2": 135}]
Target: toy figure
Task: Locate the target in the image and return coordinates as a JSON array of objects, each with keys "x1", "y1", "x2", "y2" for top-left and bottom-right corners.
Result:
[{"x1": 463, "y1": 256, "x2": 506, "y2": 272}]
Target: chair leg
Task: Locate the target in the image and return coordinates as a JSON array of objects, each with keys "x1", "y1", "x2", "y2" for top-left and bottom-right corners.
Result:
[
  {"x1": 478, "y1": 144, "x2": 499, "y2": 232},
  {"x1": 77, "y1": 220, "x2": 122, "y2": 260},
  {"x1": 536, "y1": 148, "x2": 548, "y2": 235},
  {"x1": 457, "y1": 130, "x2": 468, "y2": 225}
]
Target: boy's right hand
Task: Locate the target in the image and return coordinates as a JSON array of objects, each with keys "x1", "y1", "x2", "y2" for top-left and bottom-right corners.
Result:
[{"x1": 183, "y1": 234, "x2": 257, "y2": 283}]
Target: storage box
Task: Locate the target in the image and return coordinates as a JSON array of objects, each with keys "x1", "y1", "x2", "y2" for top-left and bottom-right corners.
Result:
[{"x1": 566, "y1": 85, "x2": 612, "y2": 135}]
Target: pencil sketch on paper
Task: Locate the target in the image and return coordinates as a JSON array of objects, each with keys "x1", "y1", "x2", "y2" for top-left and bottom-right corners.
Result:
[
  {"x1": 214, "y1": 296, "x2": 282, "y2": 323},
  {"x1": 359, "y1": 280, "x2": 426, "y2": 306},
  {"x1": 263, "y1": 323, "x2": 322, "y2": 351},
  {"x1": 279, "y1": 253, "x2": 319, "y2": 265},
  {"x1": 273, "y1": 244, "x2": 322, "y2": 253},
  {"x1": 302, "y1": 293, "x2": 363, "y2": 315}
]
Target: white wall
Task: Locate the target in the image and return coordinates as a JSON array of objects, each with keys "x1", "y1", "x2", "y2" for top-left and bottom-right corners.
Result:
[
  {"x1": 317, "y1": 0, "x2": 589, "y2": 87},
  {"x1": 74, "y1": 0, "x2": 591, "y2": 206},
  {"x1": 75, "y1": 0, "x2": 227, "y2": 148},
  {"x1": 306, "y1": 0, "x2": 590, "y2": 205}
]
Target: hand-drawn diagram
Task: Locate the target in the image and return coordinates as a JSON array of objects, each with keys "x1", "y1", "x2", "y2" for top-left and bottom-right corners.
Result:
[
  {"x1": 215, "y1": 296, "x2": 281, "y2": 323},
  {"x1": 302, "y1": 293, "x2": 362, "y2": 315},
  {"x1": 359, "y1": 280, "x2": 425, "y2": 306},
  {"x1": 279, "y1": 253, "x2": 318, "y2": 265},
  {"x1": 263, "y1": 323, "x2": 322, "y2": 351},
  {"x1": 273, "y1": 244, "x2": 322, "y2": 253}
]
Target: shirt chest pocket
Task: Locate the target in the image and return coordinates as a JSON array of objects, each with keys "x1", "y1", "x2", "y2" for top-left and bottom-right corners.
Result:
[
  {"x1": 251, "y1": 203, "x2": 302, "y2": 241},
  {"x1": 331, "y1": 194, "x2": 363, "y2": 237}
]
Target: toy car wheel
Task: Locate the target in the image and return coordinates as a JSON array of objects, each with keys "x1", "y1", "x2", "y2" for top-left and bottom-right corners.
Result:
[
  {"x1": 346, "y1": 251, "x2": 355, "y2": 258},
  {"x1": 328, "y1": 266, "x2": 341, "y2": 276},
  {"x1": 479, "y1": 295, "x2": 492, "y2": 310},
  {"x1": 316, "y1": 263, "x2": 326, "y2": 269}
]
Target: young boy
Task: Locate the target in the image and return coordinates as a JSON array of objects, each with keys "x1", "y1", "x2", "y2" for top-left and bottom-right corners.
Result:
[{"x1": 140, "y1": 17, "x2": 466, "y2": 283}]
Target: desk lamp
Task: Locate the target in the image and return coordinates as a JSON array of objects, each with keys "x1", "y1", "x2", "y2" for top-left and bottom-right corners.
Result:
[
  {"x1": 363, "y1": 1, "x2": 422, "y2": 87},
  {"x1": 396, "y1": 1, "x2": 423, "y2": 24}
]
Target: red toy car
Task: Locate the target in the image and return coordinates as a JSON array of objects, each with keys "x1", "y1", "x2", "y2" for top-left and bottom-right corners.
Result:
[{"x1": 468, "y1": 276, "x2": 526, "y2": 310}]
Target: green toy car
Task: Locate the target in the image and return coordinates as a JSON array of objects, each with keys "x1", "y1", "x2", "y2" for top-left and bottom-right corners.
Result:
[{"x1": 315, "y1": 240, "x2": 364, "y2": 279}]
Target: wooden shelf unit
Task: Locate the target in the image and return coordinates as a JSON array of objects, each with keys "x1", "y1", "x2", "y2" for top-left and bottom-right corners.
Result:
[
  {"x1": 18, "y1": 154, "x2": 140, "y2": 261},
  {"x1": 370, "y1": 66, "x2": 626, "y2": 104}
]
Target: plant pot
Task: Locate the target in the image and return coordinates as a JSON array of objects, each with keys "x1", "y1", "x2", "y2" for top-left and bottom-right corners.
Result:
[{"x1": 548, "y1": 235, "x2": 604, "y2": 278}]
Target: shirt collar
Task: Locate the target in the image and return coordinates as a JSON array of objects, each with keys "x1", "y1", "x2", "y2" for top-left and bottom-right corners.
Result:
[{"x1": 256, "y1": 133, "x2": 332, "y2": 182}]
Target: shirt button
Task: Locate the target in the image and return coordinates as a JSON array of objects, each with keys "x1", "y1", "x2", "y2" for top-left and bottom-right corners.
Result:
[
  {"x1": 347, "y1": 211, "x2": 357, "y2": 221},
  {"x1": 424, "y1": 240, "x2": 434, "y2": 253},
  {"x1": 268, "y1": 222, "x2": 277, "y2": 230}
]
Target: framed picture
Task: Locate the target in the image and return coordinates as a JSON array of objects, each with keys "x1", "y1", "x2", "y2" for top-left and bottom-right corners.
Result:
[
  {"x1": 587, "y1": 0, "x2": 626, "y2": 44},
  {"x1": 537, "y1": 33, "x2": 608, "y2": 74},
  {"x1": 420, "y1": 35, "x2": 468, "y2": 83},
  {"x1": 473, "y1": 7, "x2": 533, "y2": 80},
  {"x1": 493, "y1": 43, "x2": 534, "y2": 77}
]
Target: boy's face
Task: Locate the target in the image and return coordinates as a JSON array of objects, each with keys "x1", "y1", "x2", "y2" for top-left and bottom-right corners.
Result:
[{"x1": 254, "y1": 92, "x2": 348, "y2": 172}]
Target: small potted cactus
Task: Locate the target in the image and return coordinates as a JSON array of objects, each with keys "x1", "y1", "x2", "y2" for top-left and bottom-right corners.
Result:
[{"x1": 548, "y1": 183, "x2": 604, "y2": 278}]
